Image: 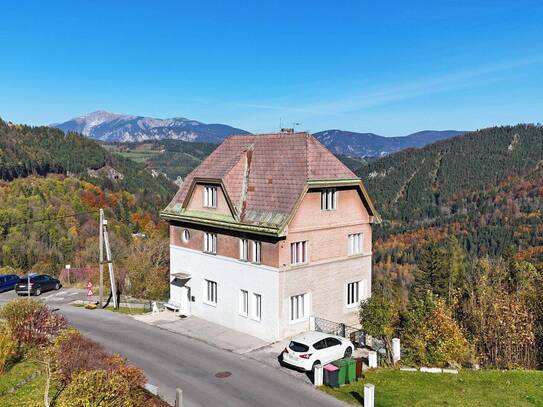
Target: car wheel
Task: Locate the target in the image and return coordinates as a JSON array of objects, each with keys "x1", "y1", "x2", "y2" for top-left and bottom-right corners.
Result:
[
  {"x1": 55, "y1": 283, "x2": 60, "y2": 290},
  {"x1": 35, "y1": 288, "x2": 41, "y2": 296},
  {"x1": 344, "y1": 347, "x2": 353, "y2": 358}
]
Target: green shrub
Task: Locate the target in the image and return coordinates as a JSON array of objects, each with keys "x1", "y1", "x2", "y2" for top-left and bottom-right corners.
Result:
[
  {"x1": 359, "y1": 293, "x2": 399, "y2": 363},
  {"x1": 57, "y1": 369, "x2": 144, "y2": 407},
  {"x1": 402, "y1": 292, "x2": 472, "y2": 367},
  {"x1": 0, "y1": 323, "x2": 18, "y2": 373}
]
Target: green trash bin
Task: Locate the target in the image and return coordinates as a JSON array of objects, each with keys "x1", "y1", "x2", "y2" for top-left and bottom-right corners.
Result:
[
  {"x1": 346, "y1": 358, "x2": 357, "y2": 383},
  {"x1": 332, "y1": 359, "x2": 349, "y2": 385}
]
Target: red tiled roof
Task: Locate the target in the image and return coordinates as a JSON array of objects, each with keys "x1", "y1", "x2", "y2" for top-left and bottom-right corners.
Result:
[{"x1": 165, "y1": 132, "x2": 359, "y2": 227}]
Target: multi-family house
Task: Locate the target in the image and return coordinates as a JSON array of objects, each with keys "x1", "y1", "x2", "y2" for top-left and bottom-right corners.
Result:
[{"x1": 161, "y1": 131, "x2": 378, "y2": 342}]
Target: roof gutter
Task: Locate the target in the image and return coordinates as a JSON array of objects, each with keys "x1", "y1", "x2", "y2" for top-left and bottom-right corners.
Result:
[{"x1": 160, "y1": 211, "x2": 281, "y2": 237}]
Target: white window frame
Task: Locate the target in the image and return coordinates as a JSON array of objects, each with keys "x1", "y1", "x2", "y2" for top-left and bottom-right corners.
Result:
[
  {"x1": 346, "y1": 281, "x2": 361, "y2": 308},
  {"x1": 289, "y1": 293, "x2": 309, "y2": 323},
  {"x1": 203, "y1": 185, "x2": 217, "y2": 208},
  {"x1": 204, "y1": 232, "x2": 217, "y2": 254},
  {"x1": 290, "y1": 241, "x2": 308, "y2": 265},
  {"x1": 252, "y1": 292, "x2": 262, "y2": 321},
  {"x1": 251, "y1": 240, "x2": 261, "y2": 264},
  {"x1": 348, "y1": 233, "x2": 363, "y2": 256},
  {"x1": 204, "y1": 279, "x2": 217, "y2": 306},
  {"x1": 320, "y1": 188, "x2": 337, "y2": 211},
  {"x1": 239, "y1": 289, "x2": 248, "y2": 317},
  {"x1": 239, "y1": 238, "x2": 248, "y2": 261}
]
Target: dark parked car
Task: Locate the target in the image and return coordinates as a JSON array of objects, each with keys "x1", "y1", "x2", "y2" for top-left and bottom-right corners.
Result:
[
  {"x1": 15, "y1": 274, "x2": 61, "y2": 296},
  {"x1": 0, "y1": 274, "x2": 20, "y2": 292}
]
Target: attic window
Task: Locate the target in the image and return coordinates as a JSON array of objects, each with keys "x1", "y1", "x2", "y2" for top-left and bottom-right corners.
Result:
[
  {"x1": 320, "y1": 188, "x2": 337, "y2": 211},
  {"x1": 204, "y1": 186, "x2": 217, "y2": 208}
]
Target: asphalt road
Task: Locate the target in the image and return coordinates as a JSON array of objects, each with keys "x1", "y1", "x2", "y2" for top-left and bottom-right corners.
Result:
[{"x1": 0, "y1": 289, "x2": 347, "y2": 407}]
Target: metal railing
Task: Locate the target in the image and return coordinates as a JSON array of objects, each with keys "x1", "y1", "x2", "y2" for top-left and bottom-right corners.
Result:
[{"x1": 313, "y1": 316, "x2": 366, "y2": 348}]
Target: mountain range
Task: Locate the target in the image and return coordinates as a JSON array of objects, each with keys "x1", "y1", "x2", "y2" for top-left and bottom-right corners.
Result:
[
  {"x1": 358, "y1": 124, "x2": 543, "y2": 255},
  {"x1": 50, "y1": 111, "x2": 464, "y2": 157},
  {"x1": 313, "y1": 129, "x2": 464, "y2": 156},
  {"x1": 50, "y1": 111, "x2": 249, "y2": 144}
]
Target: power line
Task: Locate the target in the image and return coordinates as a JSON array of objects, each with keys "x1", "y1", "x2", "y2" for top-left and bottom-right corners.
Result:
[{"x1": 3, "y1": 209, "x2": 100, "y2": 228}]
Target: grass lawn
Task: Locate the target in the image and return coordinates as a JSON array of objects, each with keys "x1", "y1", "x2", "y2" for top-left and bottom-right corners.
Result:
[
  {"x1": 320, "y1": 368, "x2": 543, "y2": 406},
  {"x1": 0, "y1": 357, "x2": 57, "y2": 407},
  {"x1": 72, "y1": 303, "x2": 148, "y2": 315}
]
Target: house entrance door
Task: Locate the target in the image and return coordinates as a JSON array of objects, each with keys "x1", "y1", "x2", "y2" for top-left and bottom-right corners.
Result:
[{"x1": 179, "y1": 286, "x2": 191, "y2": 314}]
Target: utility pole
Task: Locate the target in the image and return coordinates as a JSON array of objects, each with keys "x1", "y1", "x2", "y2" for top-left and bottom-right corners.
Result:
[
  {"x1": 102, "y1": 217, "x2": 118, "y2": 309},
  {"x1": 99, "y1": 209, "x2": 104, "y2": 307}
]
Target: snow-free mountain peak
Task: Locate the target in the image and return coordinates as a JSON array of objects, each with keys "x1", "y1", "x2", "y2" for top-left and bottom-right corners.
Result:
[{"x1": 50, "y1": 111, "x2": 250, "y2": 143}]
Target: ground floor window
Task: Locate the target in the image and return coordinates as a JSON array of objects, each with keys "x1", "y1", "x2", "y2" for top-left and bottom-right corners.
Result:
[
  {"x1": 346, "y1": 280, "x2": 365, "y2": 307},
  {"x1": 290, "y1": 293, "x2": 308, "y2": 322},
  {"x1": 239, "y1": 289, "x2": 248, "y2": 316},
  {"x1": 252, "y1": 293, "x2": 262, "y2": 321},
  {"x1": 205, "y1": 279, "x2": 217, "y2": 305}
]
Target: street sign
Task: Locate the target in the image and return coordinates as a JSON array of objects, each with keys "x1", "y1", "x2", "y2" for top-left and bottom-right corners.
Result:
[{"x1": 86, "y1": 281, "x2": 94, "y2": 296}]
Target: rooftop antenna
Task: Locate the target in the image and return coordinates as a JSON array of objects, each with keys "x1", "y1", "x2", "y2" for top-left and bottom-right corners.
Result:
[{"x1": 279, "y1": 117, "x2": 282, "y2": 131}]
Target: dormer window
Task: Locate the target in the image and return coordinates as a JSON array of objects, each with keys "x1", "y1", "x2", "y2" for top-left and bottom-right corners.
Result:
[
  {"x1": 320, "y1": 188, "x2": 337, "y2": 211},
  {"x1": 204, "y1": 186, "x2": 217, "y2": 208}
]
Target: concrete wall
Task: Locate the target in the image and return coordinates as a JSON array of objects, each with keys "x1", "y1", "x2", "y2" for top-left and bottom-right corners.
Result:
[
  {"x1": 170, "y1": 245, "x2": 280, "y2": 342},
  {"x1": 276, "y1": 187, "x2": 373, "y2": 337},
  {"x1": 278, "y1": 254, "x2": 371, "y2": 338}
]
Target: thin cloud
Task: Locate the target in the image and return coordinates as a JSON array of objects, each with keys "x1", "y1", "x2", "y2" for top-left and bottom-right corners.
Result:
[{"x1": 234, "y1": 56, "x2": 543, "y2": 117}]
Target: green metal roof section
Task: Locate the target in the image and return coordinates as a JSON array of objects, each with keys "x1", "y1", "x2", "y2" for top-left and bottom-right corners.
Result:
[{"x1": 160, "y1": 209, "x2": 282, "y2": 236}]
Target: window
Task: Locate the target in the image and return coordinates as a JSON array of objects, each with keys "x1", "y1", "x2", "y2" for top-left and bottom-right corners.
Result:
[
  {"x1": 203, "y1": 186, "x2": 217, "y2": 208},
  {"x1": 290, "y1": 293, "x2": 309, "y2": 322},
  {"x1": 325, "y1": 337, "x2": 342, "y2": 347},
  {"x1": 348, "y1": 233, "x2": 363, "y2": 256},
  {"x1": 182, "y1": 229, "x2": 191, "y2": 243},
  {"x1": 313, "y1": 339, "x2": 327, "y2": 350},
  {"x1": 204, "y1": 232, "x2": 217, "y2": 254},
  {"x1": 320, "y1": 188, "x2": 337, "y2": 211},
  {"x1": 205, "y1": 280, "x2": 217, "y2": 305},
  {"x1": 239, "y1": 239, "x2": 248, "y2": 261},
  {"x1": 289, "y1": 341, "x2": 309, "y2": 352},
  {"x1": 290, "y1": 241, "x2": 308, "y2": 265},
  {"x1": 252, "y1": 293, "x2": 262, "y2": 321},
  {"x1": 252, "y1": 241, "x2": 261, "y2": 263},
  {"x1": 346, "y1": 281, "x2": 361, "y2": 307},
  {"x1": 239, "y1": 290, "x2": 248, "y2": 316}
]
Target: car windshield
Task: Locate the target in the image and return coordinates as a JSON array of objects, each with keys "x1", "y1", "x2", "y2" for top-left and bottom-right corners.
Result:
[{"x1": 289, "y1": 341, "x2": 310, "y2": 353}]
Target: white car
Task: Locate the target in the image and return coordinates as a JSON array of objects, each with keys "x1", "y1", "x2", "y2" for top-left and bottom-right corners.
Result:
[{"x1": 281, "y1": 331, "x2": 354, "y2": 372}]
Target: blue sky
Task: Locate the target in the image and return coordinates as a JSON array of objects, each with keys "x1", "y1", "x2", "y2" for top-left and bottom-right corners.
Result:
[{"x1": 1, "y1": 0, "x2": 542, "y2": 135}]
